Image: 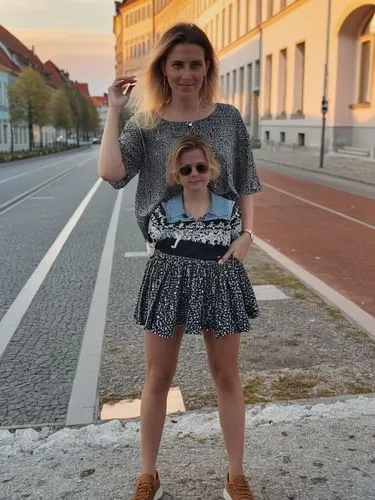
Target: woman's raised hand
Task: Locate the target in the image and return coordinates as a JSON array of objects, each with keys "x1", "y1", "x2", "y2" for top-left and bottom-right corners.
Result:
[{"x1": 108, "y1": 76, "x2": 137, "y2": 109}]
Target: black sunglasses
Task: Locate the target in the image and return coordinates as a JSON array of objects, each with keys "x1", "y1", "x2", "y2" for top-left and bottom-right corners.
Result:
[{"x1": 179, "y1": 163, "x2": 209, "y2": 176}]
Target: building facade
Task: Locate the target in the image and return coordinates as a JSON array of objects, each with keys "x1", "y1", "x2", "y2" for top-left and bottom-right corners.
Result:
[{"x1": 113, "y1": 0, "x2": 375, "y2": 152}]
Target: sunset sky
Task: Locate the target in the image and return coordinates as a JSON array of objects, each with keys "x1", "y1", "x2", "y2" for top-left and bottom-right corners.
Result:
[{"x1": 0, "y1": 0, "x2": 115, "y2": 96}]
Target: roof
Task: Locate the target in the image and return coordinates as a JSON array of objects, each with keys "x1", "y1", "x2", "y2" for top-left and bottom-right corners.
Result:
[
  {"x1": 73, "y1": 82, "x2": 94, "y2": 104},
  {"x1": 0, "y1": 45, "x2": 19, "y2": 73},
  {"x1": 44, "y1": 60, "x2": 69, "y2": 89},
  {"x1": 0, "y1": 25, "x2": 48, "y2": 77},
  {"x1": 91, "y1": 94, "x2": 109, "y2": 107}
]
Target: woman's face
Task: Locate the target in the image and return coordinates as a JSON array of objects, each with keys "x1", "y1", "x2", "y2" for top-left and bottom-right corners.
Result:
[
  {"x1": 164, "y1": 43, "x2": 208, "y2": 98},
  {"x1": 177, "y1": 148, "x2": 210, "y2": 193}
]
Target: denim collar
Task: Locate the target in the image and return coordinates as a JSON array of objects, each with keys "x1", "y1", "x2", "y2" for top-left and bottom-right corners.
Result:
[{"x1": 163, "y1": 192, "x2": 234, "y2": 223}]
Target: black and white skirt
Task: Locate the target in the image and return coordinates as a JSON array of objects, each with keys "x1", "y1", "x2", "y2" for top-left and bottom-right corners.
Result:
[{"x1": 134, "y1": 250, "x2": 259, "y2": 338}]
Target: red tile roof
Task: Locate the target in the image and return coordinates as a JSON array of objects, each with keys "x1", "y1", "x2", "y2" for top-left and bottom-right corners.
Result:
[
  {"x1": 0, "y1": 25, "x2": 48, "y2": 77},
  {"x1": 44, "y1": 60, "x2": 69, "y2": 88},
  {"x1": 0, "y1": 45, "x2": 19, "y2": 73},
  {"x1": 91, "y1": 94, "x2": 109, "y2": 107},
  {"x1": 73, "y1": 82, "x2": 95, "y2": 104}
]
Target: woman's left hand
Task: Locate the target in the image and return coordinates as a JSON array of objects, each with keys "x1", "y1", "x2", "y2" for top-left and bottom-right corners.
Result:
[{"x1": 218, "y1": 233, "x2": 253, "y2": 264}]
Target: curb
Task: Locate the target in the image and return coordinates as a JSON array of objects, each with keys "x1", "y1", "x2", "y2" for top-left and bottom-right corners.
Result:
[{"x1": 255, "y1": 155, "x2": 375, "y2": 188}]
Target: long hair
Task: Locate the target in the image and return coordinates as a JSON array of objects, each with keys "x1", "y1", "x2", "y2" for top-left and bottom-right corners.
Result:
[
  {"x1": 166, "y1": 134, "x2": 220, "y2": 186},
  {"x1": 133, "y1": 23, "x2": 219, "y2": 129}
]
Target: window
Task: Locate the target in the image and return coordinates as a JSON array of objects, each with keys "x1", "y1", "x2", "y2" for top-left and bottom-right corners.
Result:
[
  {"x1": 222, "y1": 8, "x2": 226, "y2": 47},
  {"x1": 358, "y1": 14, "x2": 375, "y2": 103},
  {"x1": 239, "y1": 66, "x2": 244, "y2": 113},
  {"x1": 220, "y1": 75, "x2": 224, "y2": 94},
  {"x1": 254, "y1": 60, "x2": 260, "y2": 88},
  {"x1": 232, "y1": 69, "x2": 237, "y2": 105},
  {"x1": 3, "y1": 123, "x2": 7, "y2": 144},
  {"x1": 267, "y1": 0, "x2": 274, "y2": 19},
  {"x1": 236, "y1": 0, "x2": 240, "y2": 39},
  {"x1": 215, "y1": 14, "x2": 219, "y2": 49},
  {"x1": 246, "y1": 0, "x2": 250, "y2": 31},
  {"x1": 265, "y1": 130, "x2": 270, "y2": 142},
  {"x1": 228, "y1": 4, "x2": 233, "y2": 43},
  {"x1": 256, "y1": 0, "x2": 262, "y2": 25},
  {"x1": 280, "y1": 132, "x2": 286, "y2": 143},
  {"x1": 278, "y1": 49, "x2": 287, "y2": 114},
  {"x1": 247, "y1": 63, "x2": 253, "y2": 123},
  {"x1": 226, "y1": 72, "x2": 230, "y2": 101},
  {"x1": 293, "y1": 42, "x2": 305, "y2": 114},
  {"x1": 298, "y1": 133, "x2": 305, "y2": 146},
  {"x1": 264, "y1": 54, "x2": 273, "y2": 115}
]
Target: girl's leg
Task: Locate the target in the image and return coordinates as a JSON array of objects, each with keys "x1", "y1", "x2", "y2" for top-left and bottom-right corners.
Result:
[
  {"x1": 203, "y1": 331, "x2": 245, "y2": 478},
  {"x1": 140, "y1": 326, "x2": 184, "y2": 477}
]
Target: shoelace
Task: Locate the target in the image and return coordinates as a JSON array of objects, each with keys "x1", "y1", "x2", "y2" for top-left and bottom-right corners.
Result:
[{"x1": 134, "y1": 482, "x2": 153, "y2": 500}]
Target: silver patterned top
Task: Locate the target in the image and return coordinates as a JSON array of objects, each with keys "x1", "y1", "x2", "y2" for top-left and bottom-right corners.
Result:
[{"x1": 110, "y1": 103, "x2": 262, "y2": 241}]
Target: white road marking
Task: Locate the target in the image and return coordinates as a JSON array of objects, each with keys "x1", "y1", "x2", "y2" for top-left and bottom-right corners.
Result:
[
  {"x1": 66, "y1": 190, "x2": 123, "y2": 426},
  {"x1": 263, "y1": 182, "x2": 375, "y2": 231},
  {"x1": 124, "y1": 251, "x2": 148, "y2": 257},
  {"x1": 0, "y1": 179, "x2": 102, "y2": 360},
  {"x1": 0, "y1": 155, "x2": 95, "y2": 216},
  {"x1": 0, "y1": 153, "x2": 90, "y2": 185}
]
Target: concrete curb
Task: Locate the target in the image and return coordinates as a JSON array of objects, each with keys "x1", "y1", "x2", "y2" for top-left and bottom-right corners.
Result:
[{"x1": 255, "y1": 155, "x2": 375, "y2": 188}]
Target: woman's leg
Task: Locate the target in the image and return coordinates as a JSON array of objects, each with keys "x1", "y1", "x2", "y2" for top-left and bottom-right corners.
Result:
[
  {"x1": 140, "y1": 326, "x2": 184, "y2": 477},
  {"x1": 203, "y1": 332, "x2": 245, "y2": 478}
]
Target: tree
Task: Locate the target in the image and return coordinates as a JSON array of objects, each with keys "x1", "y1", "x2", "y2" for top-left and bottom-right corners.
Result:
[
  {"x1": 65, "y1": 85, "x2": 82, "y2": 146},
  {"x1": 88, "y1": 102, "x2": 99, "y2": 136},
  {"x1": 50, "y1": 89, "x2": 73, "y2": 143},
  {"x1": 8, "y1": 67, "x2": 50, "y2": 150}
]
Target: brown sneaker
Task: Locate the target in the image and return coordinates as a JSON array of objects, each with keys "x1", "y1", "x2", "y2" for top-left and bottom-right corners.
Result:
[
  {"x1": 132, "y1": 471, "x2": 163, "y2": 500},
  {"x1": 223, "y1": 473, "x2": 255, "y2": 500}
]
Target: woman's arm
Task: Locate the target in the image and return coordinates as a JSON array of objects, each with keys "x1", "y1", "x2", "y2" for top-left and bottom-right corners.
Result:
[
  {"x1": 98, "y1": 106, "x2": 125, "y2": 181},
  {"x1": 98, "y1": 76, "x2": 137, "y2": 182}
]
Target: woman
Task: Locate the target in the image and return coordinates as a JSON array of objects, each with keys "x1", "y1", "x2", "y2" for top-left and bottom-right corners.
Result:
[{"x1": 99, "y1": 22, "x2": 262, "y2": 500}]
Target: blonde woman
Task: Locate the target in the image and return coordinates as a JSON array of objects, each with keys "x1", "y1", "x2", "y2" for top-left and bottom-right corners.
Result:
[{"x1": 99, "y1": 23, "x2": 262, "y2": 500}]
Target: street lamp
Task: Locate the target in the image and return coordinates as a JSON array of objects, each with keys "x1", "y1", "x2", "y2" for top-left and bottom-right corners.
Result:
[{"x1": 319, "y1": 0, "x2": 332, "y2": 168}]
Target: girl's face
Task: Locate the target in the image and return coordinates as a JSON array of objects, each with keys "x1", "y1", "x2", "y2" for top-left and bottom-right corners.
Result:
[
  {"x1": 177, "y1": 148, "x2": 210, "y2": 193},
  {"x1": 164, "y1": 43, "x2": 208, "y2": 98}
]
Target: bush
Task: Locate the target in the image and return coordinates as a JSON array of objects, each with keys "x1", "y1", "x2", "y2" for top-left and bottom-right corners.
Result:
[{"x1": 0, "y1": 144, "x2": 82, "y2": 163}]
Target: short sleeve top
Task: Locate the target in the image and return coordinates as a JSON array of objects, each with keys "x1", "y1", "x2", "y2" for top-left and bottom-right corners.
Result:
[{"x1": 110, "y1": 103, "x2": 262, "y2": 241}]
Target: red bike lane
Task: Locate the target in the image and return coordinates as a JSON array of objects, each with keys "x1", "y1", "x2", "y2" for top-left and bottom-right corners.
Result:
[{"x1": 254, "y1": 167, "x2": 375, "y2": 318}]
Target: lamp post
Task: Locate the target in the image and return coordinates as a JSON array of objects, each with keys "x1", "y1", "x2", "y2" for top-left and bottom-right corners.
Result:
[{"x1": 319, "y1": 0, "x2": 332, "y2": 168}]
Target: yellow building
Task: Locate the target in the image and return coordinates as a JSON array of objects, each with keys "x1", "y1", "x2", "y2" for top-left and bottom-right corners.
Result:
[{"x1": 113, "y1": 0, "x2": 375, "y2": 154}]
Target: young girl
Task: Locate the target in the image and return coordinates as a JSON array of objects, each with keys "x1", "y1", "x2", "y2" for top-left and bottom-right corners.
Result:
[{"x1": 133, "y1": 135, "x2": 259, "y2": 500}]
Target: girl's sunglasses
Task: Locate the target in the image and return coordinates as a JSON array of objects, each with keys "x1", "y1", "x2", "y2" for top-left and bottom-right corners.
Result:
[{"x1": 179, "y1": 163, "x2": 209, "y2": 176}]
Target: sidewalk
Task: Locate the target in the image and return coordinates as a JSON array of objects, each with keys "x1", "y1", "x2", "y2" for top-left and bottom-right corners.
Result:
[
  {"x1": 1, "y1": 244, "x2": 375, "y2": 499},
  {"x1": 254, "y1": 146, "x2": 375, "y2": 186}
]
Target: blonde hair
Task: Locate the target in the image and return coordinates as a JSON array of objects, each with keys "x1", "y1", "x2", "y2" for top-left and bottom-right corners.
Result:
[
  {"x1": 133, "y1": 23, "x2": 219, "y2": 129},
  {"x1": 166, "y1": 134, "x2": 220, "y2": 186}
]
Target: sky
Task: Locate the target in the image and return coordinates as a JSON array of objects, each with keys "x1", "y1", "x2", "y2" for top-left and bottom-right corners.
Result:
[{"x1": 0, "y1": 0, "x2": 115, "y2": 96}]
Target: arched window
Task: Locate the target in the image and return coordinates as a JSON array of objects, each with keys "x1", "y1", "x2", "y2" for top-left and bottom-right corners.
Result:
[{"x1": 358, "y1": 13, "x2": 375, "y2": 103}]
